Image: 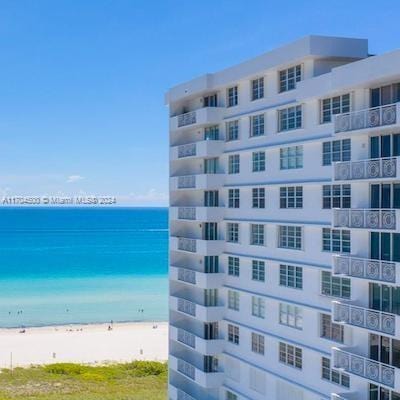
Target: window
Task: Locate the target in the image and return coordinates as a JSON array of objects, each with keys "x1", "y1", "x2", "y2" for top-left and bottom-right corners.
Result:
[
  {"x1": 322, "y1": 185, "x2": 351, "y2": 209},
  {"x1": 227, "y1": 324, "x2": 239, "y2": 345},
  {"x1": 252, "y1": 151, "x2": 265, "y2": 172},
  {"x1": 321, "y1": 94, "x2": 351, "y2": 123},
  {"x1": 279, "y1": 342, "x2": 302, "y2": 369},
  {"x1": 227, "y1": 223, "x2": 239, "y2": 243},
  {"x1": 280, "y1": 186, "x2": 303, "y2": 208},
  {"x1": 204, "y1": 288, "x2": 218, "y2": 306},
  {"x1": 369, "y1": 283, "x2": 400, "y2": 316},
  {"x1": 252, "y1": 296, "x2": 265, "y2": 319},
  {"x1": 226, "y1": 120, "x2": 239, "y2": 141},
  {"x1": 204, "y1": 256, "x2": 219, "y2": 273},
  {"x1": 226, "y1": 391, "x2": 238, "y2": 400},
  {"x1": 204, "y1": 157, "x2": 218, "y2": 174},
  {"x1": 251, "y1": 77, "x2": 264, "y2": 100},
  {"x1": 278, "y1": 226, "x2": 302, "y2": 250},
  {"x1": 370, "y1": 134, "x2": 400, "y2": 158},
  {"x1": 204, "y1": 190, "x2": 219, "y2": 207},
  {"x1": 322, "y1": 357, "x2": 350, "y2": 388},
  {"x1": 279, "y1": 65, "x2": 302, "y2": 92},
  {"x1": 228, "y1": 290, "x2": 240, "y2": 311},
  {"x1": 228, "y1": 189, "x2": 240, "y2": 208},
  {"x1": 322, "y1": 228, "x2": 351, "y2": 253},
  {"x1": 250, "y1": 114, "x2": 265, "y2": 137},
  {"x1": 204, "y1": 125, "x2": 219, "y2": 140},
  {"x1": 322, "y1": 139, "x2": 351, "y2": 165},
  {"x1": 227, "y1": 86, "x2": 238, "y2": 107},
  {"x1": 204, "y1": 93, "x2": 218, "y2": 107},
  {"x1": 252, "y1": 188, "x2": 265, "y2": 208},
  {"x1": 320, "y1": 313, "x2": 344, "y2": 343},
  {"x1": 251, "y1": 333, "x2": 265, "y2": 355},
  {"x1": 280, "y1": 264, "x2": 303, "y2": 289},
  {"x1": 280, "y1": 146, "x2": 303, "y2": 169},
  {"x1": 203, "y1": 222, "x2": 217, "y2": 240},
  {"x1": 370, "y1": 232, "x2": 400, "y2": 263},
  {"x1": 228, "y1": 256, "x2": 240, "y2": 277},
  {"x1": 252, "y1": 260, "x2": 265, "y2": 282},
  {"x1": 370, "y1": 82, "x2": 400, "y2": 107},
  {"x1": 278, "y1": 105, "x2": 302, "y2": 131},
  {"x1": 321, "y1": 271, "x2": 351, "y2": 299},
  {"x1": 250, "y1": 224, "x2": 265, "y2": 246},
  {"x1": 228, "y1": 154, "x2": 240, "y2": 174},
  {"x1": 279, "y1": 303, "x2": 303, "y2": 329}
]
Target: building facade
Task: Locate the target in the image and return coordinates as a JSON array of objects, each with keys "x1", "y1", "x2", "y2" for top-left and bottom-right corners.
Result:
[{"x1": 166, "y1": 35, "x2": 400, "y2": 400}]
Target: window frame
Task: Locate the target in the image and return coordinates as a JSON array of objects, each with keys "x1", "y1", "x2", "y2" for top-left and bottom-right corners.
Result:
[
  {"x1": 252, "y1": 260, "x2": 265, "y2": 282},
  {"x1": 280, "y1": 186, "x2": 303, "y2": 209},
  {"x1": 228, "y1": 154, "x2": 240, "y2": 174},
  {"x1": 278, "y1": 105, "x2": 302, "y2": 132},
  {"x1": 252, "y1": 187, "x2": 265, "y2": 209},
  {"x1": 320, "y1": 93, "x2": 351, "y2": 124},
  {"x1": 252, "y1": 151, "x2": 266, "y2": 172},
  {"x1": 279, "y1": 64, "x2": 302, "y2": 93},
  {"x1": 279, "y1": 264, "x2": 303, "y2": 289},
  {"x1": 280, "y1": 145, "x2": 303, "y2": 170},
  {"x1": 251, "y1": 77, "x2": 264, "y2": 101},
  {"x1": 227, "y1": 86, "x2": 238, "y2": 107},
  {"x1": 226, "y1": 120, "x2": 239, "y2": 141},
  {"x1": 227, "y1": 223, "x2": 239, "y2": 243}
]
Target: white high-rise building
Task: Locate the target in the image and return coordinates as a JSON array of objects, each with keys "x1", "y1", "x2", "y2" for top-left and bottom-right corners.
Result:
[{"x1": 166, "y1": 35, "x2": 400, "y2": 400}]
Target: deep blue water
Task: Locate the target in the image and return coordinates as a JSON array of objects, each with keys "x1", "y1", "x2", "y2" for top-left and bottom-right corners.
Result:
[{"x1": 0, "y1": 207, "x2": 169, "y2": 328}]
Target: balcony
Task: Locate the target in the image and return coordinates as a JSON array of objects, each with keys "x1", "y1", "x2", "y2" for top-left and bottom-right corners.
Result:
[
  {"x1": 333, "y1": 209, "x2": 399, "y2": 231},
  {"x1": 332, "y1": 347, "x2": 398, "y2": 389},
  {"x1": 334, "y1": 157, "x2": 400, "y2": 182},
  {"x1": 170, "y1": 236, "x2": 224, "y2": 255},
  {"x1": 169, "y1": 385, "x2": 197, "y2": 400},
  {"x1": 170, "y1": 355, "x2": 224, "y2": 388},
  {"x1": 334, "y1": 103, "x2": 400, "y2": 134},
  {"x1": 170, "y1": 140, "x2": 224, "y2": 161},
  {"x1": 170, "y1": 326, "x2": 224, "y2": 355},
  {"x1": 170, "y1": 107, "x2": 225, "y2": 131},
  {"x1": 170, "y1": 174, "x2": 225, "y2": 191},
  {"x1": 332, "y1": 301, "x2": 398, "y2": 336},
  {"x1": 169, "y1": 207, "x2": 224, "y2": 222},
  {"x1": 169, "y1": 296, "x2": 224, "y2": 321},
  {"x1": 331, "y1": 394, "x2": 359, "y2": 400},
  {"x1": 170, "y1": 266, "x2": 224, "y2": 289},
  {"x1": 333, "y1": 255, "x2": 399, "y2": 284}
]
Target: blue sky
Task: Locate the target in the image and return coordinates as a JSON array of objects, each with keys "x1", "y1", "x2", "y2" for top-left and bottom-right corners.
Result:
[{"x1": 0, "y1": 0, "x2": 399, "y2": 206}]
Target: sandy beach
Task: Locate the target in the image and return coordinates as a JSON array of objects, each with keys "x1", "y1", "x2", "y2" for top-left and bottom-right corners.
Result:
[{"x1": 0, "y1": 321, "x2": 168, "y2": 368}]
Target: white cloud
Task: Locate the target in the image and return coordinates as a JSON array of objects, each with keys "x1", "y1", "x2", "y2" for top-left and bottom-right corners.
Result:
[{"x1": 66, "y1": 175, "x2": 84, "y2": 183}]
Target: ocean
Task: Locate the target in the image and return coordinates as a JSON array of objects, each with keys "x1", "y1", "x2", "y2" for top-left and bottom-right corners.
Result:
[{"x1": 0, "y1": 207, "x2": 169, "y2": 328}]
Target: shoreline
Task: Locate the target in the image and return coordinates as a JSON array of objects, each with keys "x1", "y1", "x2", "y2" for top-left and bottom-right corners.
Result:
[
  {"x1": 0, "y1": 318, "x2": 168, "y2": 330},
  {"x1": 0, "y1": 321, "x2": 168, "y2": 367}
]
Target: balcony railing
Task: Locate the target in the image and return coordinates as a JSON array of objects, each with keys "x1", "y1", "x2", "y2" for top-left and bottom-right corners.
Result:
[
  {"x1": 178, "y1": 143, "x2": 196, "y2": 158},
  {"x1": 334, "y1": 103, "x2": 398, "y2": 133},
  {"x1": 333, "y1": 255, "x2": 397, "y2": 284},
  {"x1": 332, "y1": 301, "x2": 396, "y2": 335},
  {"x1": 333, "y1": 209, "x2": 396, "y2": 230},
  {"x1": 177, "y1": 238, "x2": 197, "y2": 253},
  {"x1": 334, "y1": 157, "x2": 397, "y2": 181},
  {"x1": 178, "y1": 207, "x2": 196, "y2": 220},
  {"x1": 177, "y1": 358, "x2": 196, "y2": 380},
  {"x1": 177, "y1": 267, "x2": 196, "y2": 284},
  {"x1": 177, "y1": 328, "x2": 196, "y2": 348},
  {"x1": 333, "y1": 348, "x2": 395, "y2": 388},
  {"x1": 177, "y1": 389, "x2": 196, "y2": 400},
  {"x1": 177, "y1": 175, "x2": 196, "y2": 189},
  {"x1": 177, "y1": 111, "x2": 197, "y2": 128},
  {"x1": 177, "y1": 298, "x2": 196, "y2": 317}
]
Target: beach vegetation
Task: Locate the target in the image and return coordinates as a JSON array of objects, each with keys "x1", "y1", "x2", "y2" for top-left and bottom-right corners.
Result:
[{"x1": 0, "y1": 361, "x2": 167, "y2": 400}]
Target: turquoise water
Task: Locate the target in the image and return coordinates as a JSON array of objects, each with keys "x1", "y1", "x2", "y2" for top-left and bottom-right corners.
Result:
[{"x1": 0, "y1": 207, "x2": 169, "y2": 328}]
